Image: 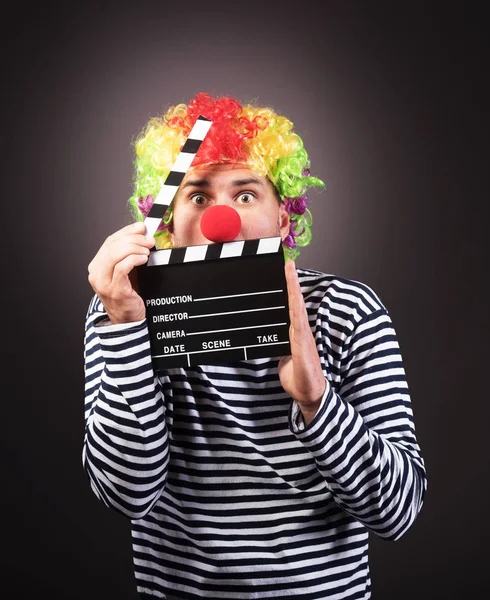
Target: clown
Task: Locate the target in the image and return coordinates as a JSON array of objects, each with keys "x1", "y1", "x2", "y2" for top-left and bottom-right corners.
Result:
[
  {"x1": 84, "y1": 91, "x2": 427, "y2": 600},
  {"x1": 128, "y1": 92, "x2": 325, "y2": 260}
]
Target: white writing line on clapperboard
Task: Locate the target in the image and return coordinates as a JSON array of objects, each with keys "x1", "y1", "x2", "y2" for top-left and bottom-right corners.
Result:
[
  {"x1": 146, "y1": 290, "x2": 283, "y2": 306},
  {"x1": 188, "y1": 306, "x2": 285, "y2": 319},
  {"x1": 151, "y1": 307, "x2": 286, "y2": 323},
  {"x1": 186, "y1": 322, "x2": 287, "y2": 336},
  {"x1": 152, "y1": 341, "x2": 290, "y2": 367},
  {"x1": 193, "y1": 289, "x2": 283, "y2": 302}
]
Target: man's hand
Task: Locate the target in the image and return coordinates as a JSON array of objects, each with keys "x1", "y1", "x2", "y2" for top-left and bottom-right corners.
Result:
[
  {"x1": 278, "y1": 260, "x2": 327, "y2": 425},
  {"x1": 88, "y1": 222, "x2": 155, "y2": 325}
]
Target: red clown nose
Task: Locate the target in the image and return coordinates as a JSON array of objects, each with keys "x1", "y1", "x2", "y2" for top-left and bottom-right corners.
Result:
[{"x1": 200, "y1": 205, "x2": 242, "y2": 243}]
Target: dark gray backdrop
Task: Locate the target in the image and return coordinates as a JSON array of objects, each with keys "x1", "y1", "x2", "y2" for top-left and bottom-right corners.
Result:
[{"x1": 2, "y1": 1, "x2": 488, "y2": 599}]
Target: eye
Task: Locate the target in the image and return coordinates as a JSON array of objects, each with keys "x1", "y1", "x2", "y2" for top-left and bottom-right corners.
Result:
[
  {"x1": 190, "y1": 194, "x2": 207, "y2": 206},
  {"x1": 236, "y1": 192, "x2": 255, "y2": 204}
]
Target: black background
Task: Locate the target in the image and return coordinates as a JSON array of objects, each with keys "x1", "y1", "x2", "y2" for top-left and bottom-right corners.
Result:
[{"x1": 1, "y1": 1, "x2": 489, "y2": 598}]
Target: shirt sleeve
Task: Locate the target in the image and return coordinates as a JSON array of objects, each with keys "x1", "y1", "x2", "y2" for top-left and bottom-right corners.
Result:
[
  {"x1": 82, "y1": 294, "x2": 171, "y2": 520},
  {"x1": 289, "y1": 307, "x2": 427, "y2": 541}
]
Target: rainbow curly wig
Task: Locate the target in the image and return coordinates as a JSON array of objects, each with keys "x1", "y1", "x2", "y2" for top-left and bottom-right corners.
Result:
[{"x1": 128, "y1": 92, "x2": 325, "y2": 260}]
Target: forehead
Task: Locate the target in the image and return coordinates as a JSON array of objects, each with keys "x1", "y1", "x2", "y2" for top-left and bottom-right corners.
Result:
[{"x1": 179, "y1": 163, "x2": 269, "y2": 187}]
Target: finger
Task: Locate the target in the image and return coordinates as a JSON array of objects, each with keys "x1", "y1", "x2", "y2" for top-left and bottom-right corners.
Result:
[
  {"x1": 285, "y1": 265, "x2": 316, "y2": 365},
  {"x1": 108, "y1": 243, "x2": 150, "y2": 281},
  {"x1": 284, "y1": 261, "x2": 307, "y2": 330},
  {"x1": 110, "y1": 233, "x2": 155, "y2": 249},
  {"x1": 284, "y1": 261, "x2": 299, "y2": 338},
  {"x1": 133, "y1": 233, "x2": 156, "y2": 248},
  {"x1": 89, "y1": 249, "x2": 115, "y2": 290},
  {"x1": 284, "y1": 260, "x2": 298, "y2": 318},
  {"x1": 106, "y1": 221, "x2": 147, "y2": 242},
  {"x1": 128, "y1": 268, "x2": 140, "y2": 293},
  {"x1": 112, "y1": 253, "x2": 149, "y2": 287},
  {"x1": 90, "y1": 223, "x2": 147, "y2": 275},
  {"x1": 90, "y1": 242, "x2": 150, "y2": 290}
]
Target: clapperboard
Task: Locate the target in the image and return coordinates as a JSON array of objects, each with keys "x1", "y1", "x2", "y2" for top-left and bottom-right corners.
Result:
[{"x1": 136, "y1": 116, "x2": 291, "y2": 369}]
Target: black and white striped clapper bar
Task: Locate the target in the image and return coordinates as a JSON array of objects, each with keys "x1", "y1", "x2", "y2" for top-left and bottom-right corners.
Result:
[
  {"x1": 143, "y1": 116, "x2": 213, "y2": 243},
  {"x1": 136, "y1": 117, "x2": 291, "y2": 369}
]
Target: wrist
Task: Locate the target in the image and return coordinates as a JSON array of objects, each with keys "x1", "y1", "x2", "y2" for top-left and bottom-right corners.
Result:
[
  {"x1": 297, "y1": 379, "x2": 329, "y2": 425},
  {"x1": 299, "y1": 401, "x2": 322, "y2": 426},
  {"x1": 106, "y1": 309, "x2": 146, "y2": 325}
]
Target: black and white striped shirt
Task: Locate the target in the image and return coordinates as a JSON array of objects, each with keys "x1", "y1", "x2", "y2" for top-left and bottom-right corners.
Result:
[{"x1": 83, "y1": 267, "x2": 427, "y2": 600}]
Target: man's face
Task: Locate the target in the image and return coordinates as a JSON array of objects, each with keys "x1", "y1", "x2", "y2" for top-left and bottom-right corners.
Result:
[{"x1": 169, "y1": 163, "x2": 290, "y2": 247}]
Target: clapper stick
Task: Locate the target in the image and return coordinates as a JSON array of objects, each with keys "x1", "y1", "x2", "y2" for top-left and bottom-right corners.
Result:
[{"x1": 143, "y1": 115, "x2": 212, "y2": 243}]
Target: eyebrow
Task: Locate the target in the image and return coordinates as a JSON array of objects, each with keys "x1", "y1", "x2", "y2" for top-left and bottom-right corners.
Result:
[{"x1": 180, "y1": 177, "x2": 264, "y2": 190}]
